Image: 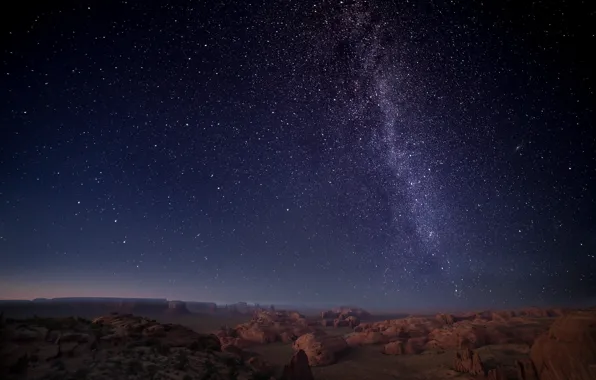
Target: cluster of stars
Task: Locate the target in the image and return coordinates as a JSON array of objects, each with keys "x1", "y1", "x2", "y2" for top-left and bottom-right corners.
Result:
[{"x1": 0, "y1": 0, "x2": 594, "y2": 309}]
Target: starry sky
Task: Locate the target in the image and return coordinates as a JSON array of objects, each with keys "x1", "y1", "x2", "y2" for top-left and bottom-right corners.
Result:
[{"x1": 1, "y1": 0, "x2": 594, "y2": 311}]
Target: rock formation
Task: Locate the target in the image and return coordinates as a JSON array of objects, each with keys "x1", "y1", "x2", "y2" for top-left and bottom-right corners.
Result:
[
  {"x1": 216, "y1": 309, "x2": 317, "y2": 350},
  {"x1": 0, "y1": 313, "x2": 271, "y2": 379},
  {"x1": 280, "y1": 349, "x2": 315, "y2": 380},
  {"x1": 529, "y1": 310, "x2": 596, "y2": 380},
  {"x1": 453, "y1": 347, "x2": 485, "y2": 376},
  {"x1": 486, "y1": 367, "x2": 508, "y2": 380},
  {"x1": 320, "y1": 307, "x2": 370, "y2": 323},
  {"x1": 165, "y1": 300, "x2": 190, "y2": 315},
  {"x1": 293, "y1": 331, "x2": 348, "y2": 366}
]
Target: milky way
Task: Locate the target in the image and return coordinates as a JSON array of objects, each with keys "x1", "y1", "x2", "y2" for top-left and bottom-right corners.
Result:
[{"x1": 1, "y1": 0, "x2": 594, "y2": 310}]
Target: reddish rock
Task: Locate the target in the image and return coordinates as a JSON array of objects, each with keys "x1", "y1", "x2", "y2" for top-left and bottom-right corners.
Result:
[
  {"x1": 345, "y1": 331, "x2": 388, "y2": 347},
  {"x1": 453, "y1": 347, "x2": 485, "y2": 376},
  {"x1": 486, "y1": 367, "x2": 507, "y2": 380},
  {"x1": 280, "y1": 349, "x2": 315, "y2": 380},
  {"x1": 293, "y1": 332, "x2": 348, "y2": 366},
  {"x1": 516, "y1": 359, "x2": 539, "y2": 380},
  {"x1": 426, "y1": 328, "x2": 459, "y2": 350},
  {"x1": 383, "y1": 341, "x2": 405, "y2": 355},
  {"x1": 289, "y1": 311, "x2": 305, "y2": 321},
  {"x1": 455, "y1": 323, "x2": 489, "y2": 348},
  {"x1": 529, "y1": 310, "x2": 596, "y2": 380},
  {"x1": 333, "y1": 306, "x2": 371, "y2": 320},
  {"x1": 321, "y1": 319, "x2": 333, "y2": 327},
  {"x1": 436, "y1": 313, "x2": 454, "y2": 326},
  {"x1": 381, "y1": 325, "x2": 400, "y2": 338},
  {"x1": 405, "y1": 336, "x2": 427, "y2": 354},
  {"x1": 346, "y1": 316, "x2": 360, "y2": 327},
  {"x1": 236, "y1": 324, "x2": 277, "y2": 344}
]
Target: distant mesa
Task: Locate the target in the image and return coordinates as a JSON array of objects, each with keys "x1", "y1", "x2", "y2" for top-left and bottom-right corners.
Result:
[
  {"x1": 186, "y1": 301, "x2": 217, "y2": 313},
  {"x1": 165, "y1": 300, "x2": 190, "y2": 315},
  {"x1": 0, "y1": 297, "x2": 194, "y2": 318}
]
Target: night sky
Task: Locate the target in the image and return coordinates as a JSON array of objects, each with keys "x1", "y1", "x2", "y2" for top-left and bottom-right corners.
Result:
[{"x1": 1, "y1": 0, "x2": 594, "y2": 310}]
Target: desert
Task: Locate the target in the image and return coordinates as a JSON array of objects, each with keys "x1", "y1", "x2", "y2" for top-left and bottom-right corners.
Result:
[{"x1": 1, "y1": 298, "x2": 594, "y2": 380}]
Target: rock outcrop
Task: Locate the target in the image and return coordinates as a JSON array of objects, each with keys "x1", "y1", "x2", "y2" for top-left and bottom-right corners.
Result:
[
  {"x1": 293, "y1": 332, "x2": 348, "y2": 366},
  {"x1": 280, "y1": 349, "x2": 315, "y2": 380},
  {"x1": 0, "y1": 313, "x2": 271, "y2": 380},
  {"x1": 529, "y1": 310, "x2": 596, "y2": 380},
  {"x1": 453, "y1": 347, "x2": 485, "y2": 376},
  {"x1": 216, "y1": 309, "x2": 317, "y2": 349},
  {"x1": 320, "y1": 307, "x2": 370, "y2": 324}
]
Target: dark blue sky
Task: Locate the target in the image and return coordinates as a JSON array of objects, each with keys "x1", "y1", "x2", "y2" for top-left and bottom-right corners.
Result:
[{"x1": 1, "y1": 0, "x2": 594, "y2": 310}]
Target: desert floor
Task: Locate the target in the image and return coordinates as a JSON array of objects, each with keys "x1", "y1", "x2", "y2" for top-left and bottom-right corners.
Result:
[
  {"x1": 152, "y1": 313, "x2": 549, "y2": 380},
  {"x1": 0, "y1": 308, "x2": 560, "y2": 380}
]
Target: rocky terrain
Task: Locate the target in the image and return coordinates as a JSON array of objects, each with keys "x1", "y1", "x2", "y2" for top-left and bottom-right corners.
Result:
[
  {"x1": 1, "y1": 306, "x2": 594, "y2": 380},
  {"x1": 0, "y1": 312, "x2": 314, "y2": 380}
]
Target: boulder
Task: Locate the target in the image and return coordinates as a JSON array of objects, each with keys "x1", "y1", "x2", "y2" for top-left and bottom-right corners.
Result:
[
  {"x1": 237, "y1": 326, "x2": 277, "y2": 344},
  {"x1": 383, "y1": 337, "x2": 425, "y2": 355},
  {"x1": 383, "y1": 341, "x2": 405, "y2": 355},
  {"x1": 293, "y1": 332, "x2": 348, "y2": 366}
]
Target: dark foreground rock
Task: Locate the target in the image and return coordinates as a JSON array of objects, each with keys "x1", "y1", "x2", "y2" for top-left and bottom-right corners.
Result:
[
  {"x1": 280, "y1": 349, "x2": 315, "y2": 380},
  {"x1": 0, "y1": 313, "x2": 275, "y2": 380}
]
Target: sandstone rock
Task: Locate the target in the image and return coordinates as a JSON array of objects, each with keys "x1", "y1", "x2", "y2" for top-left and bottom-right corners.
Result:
[
  {"x1": 455, "y1": 322, "x2": 488, "y2": 348},
  {"x1": 236, "y1": 324, "x2": 277, "y2": 344},
  {"x1": 383, "y1": 341, "x2": 405, "y2": 355},
  {"x1": 293, "y1": 332, "x2": 348, "y2": 366},
  {"x1": 436, "y1": 313, "x2": 454, "y2": 326},
  {"x1": 529, "y1": 310, "x2": 596, "y2": 380},
  {"x1": 516, "y1": 359, "x2": 539, "y2": 380},
  {"x1": 346, "y1": 316, "x2": 360, "y2": 327},
  {"x1": 345, "y1": 331, "x2": 388, "y2": 347},
  {"x1": 382, "y1": 337, "x2": 425, "y2": 355},
  {"x1": 381, "y1": 325, "x2": 400, "y2": 337},
  {"x1": 486, "y1": 366, "x2": 508, "y2": 380},
  {"x1": 333, "y1": 306, "x2": 371, "y2": 320},
  {"x1": 289, "y1": 311, "x2": 305, "y2": 321},
  {"x1": 453, "y1": 347, "x2": 485, "y2": 376},
  {"x1": 280, "y1": 349, "x2": 315, "y2": 380},
  {"x1": 405, "y1": 336, "x2": 427, "y2": 354}
]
